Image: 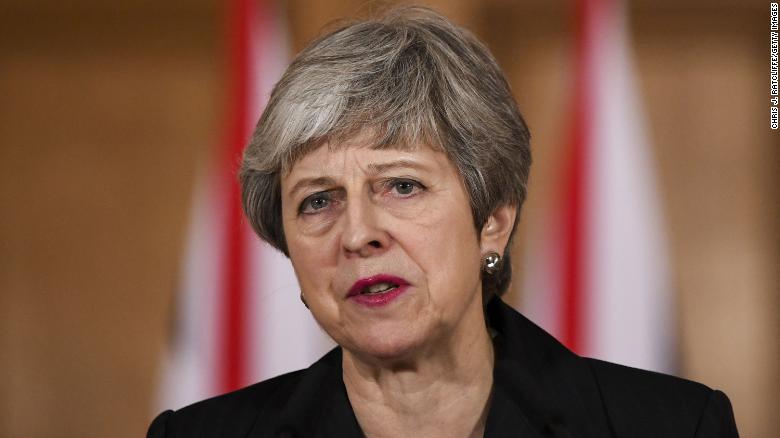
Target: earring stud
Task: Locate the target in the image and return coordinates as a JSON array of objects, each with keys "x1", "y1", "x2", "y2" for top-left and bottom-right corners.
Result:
[{"x1": 482, "y1": 251, "x2": 501, "y2": 274}]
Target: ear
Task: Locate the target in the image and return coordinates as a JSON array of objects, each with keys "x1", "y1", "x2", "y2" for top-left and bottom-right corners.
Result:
[{"x1": 480, "y1": 204, "x2": 517, "y2": 255}]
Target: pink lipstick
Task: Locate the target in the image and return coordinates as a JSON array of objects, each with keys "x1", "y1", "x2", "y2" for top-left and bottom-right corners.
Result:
[{"x1": 347, "y1": 274, "x2": 410, "y2": 307}]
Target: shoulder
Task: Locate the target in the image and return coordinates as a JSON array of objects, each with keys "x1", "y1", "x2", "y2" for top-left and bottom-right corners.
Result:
[
  {"x1": 488, "y1": 298, "x2": 739, "y2": 437},
  {"x1": 586, "y1": 358, "x2": 739, "y2": 437},
  {"x1": 147, "y1": 348, "x2": 344, "y2": 438},
  {"x1": 146, "y1": 369, "x2": 305, "y2": 438}
]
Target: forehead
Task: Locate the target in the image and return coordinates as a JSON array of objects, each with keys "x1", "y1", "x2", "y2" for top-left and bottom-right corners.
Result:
[{"x1": 283, "y1": 137, "x2": 452, "y2": 179}]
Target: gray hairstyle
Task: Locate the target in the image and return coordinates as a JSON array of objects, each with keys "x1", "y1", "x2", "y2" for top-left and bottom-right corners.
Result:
[{"x1": 240, "y1": 6, "x2": 531, "y2": 301}]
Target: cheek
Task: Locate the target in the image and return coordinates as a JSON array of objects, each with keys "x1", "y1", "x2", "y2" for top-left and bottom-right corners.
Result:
[
  {"x1": 286, "y1": 231, "x2": 340, "y2": 296},
  {"x1": 403, "y1": 205, "x2": 481, "y2": 298},
  {"x1": 431, "y1": 229, "x2": 481, "y2": 290}
]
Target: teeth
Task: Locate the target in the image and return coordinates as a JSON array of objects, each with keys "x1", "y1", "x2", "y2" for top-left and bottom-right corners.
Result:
[{"x1": 362, "y1": 282, "x2": 397, "y2": 294}]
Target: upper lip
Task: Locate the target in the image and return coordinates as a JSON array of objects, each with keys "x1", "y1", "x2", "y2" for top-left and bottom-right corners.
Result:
[{"x1": 347, "y1": 274, "x2": 410, "y2": 297}]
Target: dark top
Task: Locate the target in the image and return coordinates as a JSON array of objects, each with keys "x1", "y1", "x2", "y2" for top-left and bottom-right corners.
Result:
[{"x1": 147, "y1": 297, "x2": 739, "y2": 437}]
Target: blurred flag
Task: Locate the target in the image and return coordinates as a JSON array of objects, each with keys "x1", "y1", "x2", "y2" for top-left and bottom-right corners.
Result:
[
  {"x1": 522, "y1": 0, "x2": 674, "y2": 373},
  {"x1": 156, "y1": 0, "x2": 334, "y2": 410}
]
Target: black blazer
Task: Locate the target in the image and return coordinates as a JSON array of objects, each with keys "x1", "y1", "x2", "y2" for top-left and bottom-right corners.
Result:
[{"x1": 148, "y1": 297, "x2": 739, "y2": 437}]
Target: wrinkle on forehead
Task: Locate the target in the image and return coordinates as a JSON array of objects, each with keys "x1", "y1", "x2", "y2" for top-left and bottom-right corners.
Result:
[
  {"x1": 287, "y1": 142, "x2": 439, "y2": 182},
  {"x1": 280, "y1": 127, "x2": 446, "y2": 177}
]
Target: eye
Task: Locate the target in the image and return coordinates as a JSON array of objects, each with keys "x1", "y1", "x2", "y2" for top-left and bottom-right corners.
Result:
[
  {"x1": 299, "y1": 192, "x2": 331, "y2": 214},
  {"x1": 387, "y1": 178, "x2": 425, "y2": 197}
]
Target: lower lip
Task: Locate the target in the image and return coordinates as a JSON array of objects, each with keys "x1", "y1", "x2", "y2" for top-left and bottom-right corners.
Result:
[{"x1": 349, "y1": 285, "x2": 409, "y2": 307}]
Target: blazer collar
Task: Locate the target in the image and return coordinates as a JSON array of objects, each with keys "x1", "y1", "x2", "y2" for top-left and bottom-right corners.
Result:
[
  {"x1": 248, "y1": 297, "x2": 611, "y2": 437},
  {"x1": 484, "y1": 297, "x2": 611, "y2": 437},
  {"x1": 247, "y1": 348, "x2": 362, "y2": 438}
]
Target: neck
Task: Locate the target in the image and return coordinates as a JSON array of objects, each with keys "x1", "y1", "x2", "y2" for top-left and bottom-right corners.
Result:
[{"x1": 341, "y1": 299, "x2": 495, "y2": 438}]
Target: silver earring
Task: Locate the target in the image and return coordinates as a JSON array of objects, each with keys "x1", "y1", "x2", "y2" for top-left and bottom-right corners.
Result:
[
  {"x1": 482, "y1": 251, "x2": 501, "y2": 274},
  {"x1": 300, "y1": 293, "x2": 309, "y2": 309}
]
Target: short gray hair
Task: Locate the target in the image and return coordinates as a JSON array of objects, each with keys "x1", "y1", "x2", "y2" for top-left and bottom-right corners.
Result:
[{"x1": 240, "y1": 6, "x2": 531, "y2": 299}]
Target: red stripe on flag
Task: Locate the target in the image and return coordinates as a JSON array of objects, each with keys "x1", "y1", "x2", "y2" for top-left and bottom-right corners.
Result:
[
  {"x1": 560, "y1": 0, "x2": 600, "y2": 353},
  {"x1": 219, "y1": 0, "x2": 256, "y2": 393}
]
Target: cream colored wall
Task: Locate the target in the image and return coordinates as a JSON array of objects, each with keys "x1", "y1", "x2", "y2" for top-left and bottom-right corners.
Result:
[{"x1": 0, "y1": 1, "x2": 776, "y2": 437}]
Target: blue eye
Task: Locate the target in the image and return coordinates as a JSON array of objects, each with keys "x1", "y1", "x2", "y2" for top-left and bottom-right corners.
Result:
[
  {"x1": 389, "y1": 179, "x2": 424, "y2": 196},
  {"x1": 300, "y1": 192, "x2": 330, "y2": 214},
  {"x1": 394, "y1": 181, "x2": 415, "y2": 195}
]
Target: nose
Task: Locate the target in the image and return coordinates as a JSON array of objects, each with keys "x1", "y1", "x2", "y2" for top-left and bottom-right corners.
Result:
[{"x1": 340, "y1": 195, "x2": 390, "y2": 258}]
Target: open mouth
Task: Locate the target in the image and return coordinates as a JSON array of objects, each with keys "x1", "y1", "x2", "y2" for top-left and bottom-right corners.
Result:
[
  {"x1": 347, "y1": 274, "x2": 409, "y2": 298},
  {"x1": 360, "y1": 282, "x2": 399, "y2": 295}
]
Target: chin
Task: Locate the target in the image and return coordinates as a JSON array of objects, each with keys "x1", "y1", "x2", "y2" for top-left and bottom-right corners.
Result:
[{"x1": 346, "y1": 323, "x2": 432, "y2": 363}]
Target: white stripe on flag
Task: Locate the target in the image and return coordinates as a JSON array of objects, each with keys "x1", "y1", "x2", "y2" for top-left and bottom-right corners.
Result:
[
  {"x1": 585, "y1": 0, "x2": 673, "y2": 372},
  {"x1": 523, "y1": 0, "x2": 674, "y2": 374}
]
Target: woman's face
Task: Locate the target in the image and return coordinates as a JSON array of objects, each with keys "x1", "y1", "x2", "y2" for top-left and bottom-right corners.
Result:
[{"x1": 280, "y1": 137, "x2": 510, "y2": 361}]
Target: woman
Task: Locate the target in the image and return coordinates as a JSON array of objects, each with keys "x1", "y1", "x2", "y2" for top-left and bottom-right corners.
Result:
[{"x1": 148, "y1": 7, "x2": 738, "y2": 437}]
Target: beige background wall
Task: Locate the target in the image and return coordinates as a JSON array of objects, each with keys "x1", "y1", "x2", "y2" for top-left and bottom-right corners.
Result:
[{"x1": 1, "y1": 0, "x2": 777, "y2": 437}]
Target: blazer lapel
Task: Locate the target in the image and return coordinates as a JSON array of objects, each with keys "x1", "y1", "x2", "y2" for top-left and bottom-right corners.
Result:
[
  {"x1": 484, "y1": 382, "x2": 545, "y2": 438},
  {"x1": 317, "y1": 378, "x2": 363, "y2": 438},
  {"x1": 484, "y1": 298, "x2": 613, "y2": 438},
  {"x1": 246, "y1": 348, "x2": 362, "y2": 438}
]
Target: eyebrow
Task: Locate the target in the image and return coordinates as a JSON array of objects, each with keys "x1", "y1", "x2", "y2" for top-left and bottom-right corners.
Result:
[
  {"x1": 365, "y1": 159, "x2": 428, "y2": 174},
  {"x1": 287, "y1": 159, "x2": 430, "y2": 198},
  {"x1": 287, "y1": 177, "x2": 337, "y2": 199}
]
